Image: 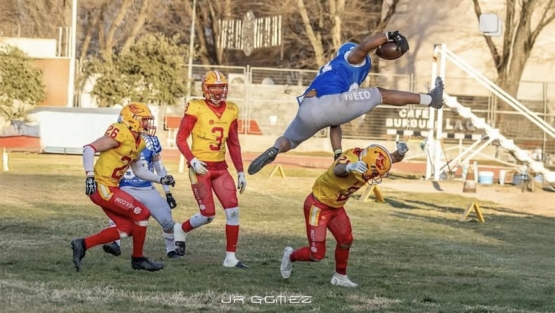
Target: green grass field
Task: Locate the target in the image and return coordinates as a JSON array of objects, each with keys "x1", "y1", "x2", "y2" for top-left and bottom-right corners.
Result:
[{"x1": 0, "y1": 153, "x2": 554, "y2": 313}]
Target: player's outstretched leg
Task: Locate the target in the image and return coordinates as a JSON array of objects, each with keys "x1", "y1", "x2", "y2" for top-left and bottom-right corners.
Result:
[
  {"x1": 102, "y1": 242, "x2": 121, "y2": 257},
  {"x1": 427, "y1": 76, "x2": 444, "y2": 109},
  {"x1": 131, "y1": 257, "x2": 164, "y2": 272},
  {"x1": 71, "y1": 238, "x2": 86, "y2": 272},
  {"x1": 173, "y1": 223, "x2": 187, "y2": 256},
  {"x1": 330, "y1": 272, "x2": 358, "y2": 288},
  {"x1": 280, "y1": 246, "x2": 294, "y2": 279},
  {"x1": 248, "y1": 147, "x2": 279, "y2": 175}
]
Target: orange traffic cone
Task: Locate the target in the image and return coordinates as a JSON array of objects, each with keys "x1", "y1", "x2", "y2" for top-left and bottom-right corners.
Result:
[{"x1": 463, "y1": 166, "x2": 477, "y2": 193}]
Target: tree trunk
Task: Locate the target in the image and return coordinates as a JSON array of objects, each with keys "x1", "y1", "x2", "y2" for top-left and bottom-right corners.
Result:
[
  {"x1": 104, "y1": 0, "x2": 133, "y2": 59},
  {"x1": 121, "y1": 0, "x2": 151, "y2": 52},
  {"x1": 297, "y1": 0, "x2": 325, "y2": 67}
]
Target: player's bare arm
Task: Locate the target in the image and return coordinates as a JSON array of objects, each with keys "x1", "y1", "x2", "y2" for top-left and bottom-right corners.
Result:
[
  {"x1": 333, "y1": 163, "x2": 350, "y2": 177},
  {"x1": 390, "y1": 150, "x2": 405, "y2": 163},
  {"x1": 348, "y1": 33, "x2": 388, "y2": 64},
  {"x1": 330, "y1": 125, "x2": 342, "y2": 159}
]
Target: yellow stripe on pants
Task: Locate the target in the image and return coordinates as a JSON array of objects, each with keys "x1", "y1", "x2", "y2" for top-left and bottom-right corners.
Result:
[{"x1": 308, "y1": 205, "x2": 321, "y2": 227}]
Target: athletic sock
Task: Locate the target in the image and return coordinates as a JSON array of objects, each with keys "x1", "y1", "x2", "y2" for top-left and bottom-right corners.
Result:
[
  {"x1": 290, "y1": 247, "x2": 314, "y2": 262},
  {"x1": 163, "y1": 232, "x2": 175, "y2": 253},
  {"x1": 225, "y1": 224, "x2": 239, "y2": 252},
  {"x1": 335, "y1": 246, "x2": 350, "y2": 275},
  {"x1": 84, "y1": 227, "x2": 120, "y2": 250},
  {"x1": 131, "y1": 224, "x2": 147, "y2": 258}
]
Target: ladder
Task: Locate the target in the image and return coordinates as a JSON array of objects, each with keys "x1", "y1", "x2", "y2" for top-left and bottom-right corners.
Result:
[{"x1": 427, "y1": 44, "x2": 555, "y2": 185}]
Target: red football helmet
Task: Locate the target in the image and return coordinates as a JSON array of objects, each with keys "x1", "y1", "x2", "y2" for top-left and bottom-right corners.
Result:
[{"x1": 201, "y1": 70, "x2": 228, "y2": 105}]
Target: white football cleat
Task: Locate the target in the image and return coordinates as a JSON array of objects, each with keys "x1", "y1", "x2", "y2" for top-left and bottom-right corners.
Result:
[
  {"x1": 330, "y1": 273, "x2": 358, "y2": 288},
  {"x1": 280, "y1": 246, "x2": 294, "y2": 279}
]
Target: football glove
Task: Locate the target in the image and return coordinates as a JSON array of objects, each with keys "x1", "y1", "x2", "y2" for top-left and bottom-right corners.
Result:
[
  {"x1": 237, "y1": 171, "x2": 247, "y2": 194},
  {"x1": 386, "y1": 30, "x2": 409, "y2": 54},
  {"x1": 160, "y1": 175, "x2": 176, "y2": 187},
  {"x1": 190, "y1": 157, "x2": 208, "y2": 175},
  {"x1": 85, "y1": 176, "x2": 97, "y2": 196},
  {"x1": 396, "y1": 141, "x2": 409, "y2": 156},
  {"x1": 346, "y1": 161, "x2": 367, "y2": 174},
  {"x1": 166, "y1": 192, "x2": 177, "y2": 209}
]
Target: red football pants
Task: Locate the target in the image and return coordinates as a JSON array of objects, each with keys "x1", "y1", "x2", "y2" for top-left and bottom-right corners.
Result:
[
  {"x1": 87, "y1": 184, "x2": 151, "y2": 257},
  {"x1": 290, "y1": 193, "x2": 353, "y2": 275}
]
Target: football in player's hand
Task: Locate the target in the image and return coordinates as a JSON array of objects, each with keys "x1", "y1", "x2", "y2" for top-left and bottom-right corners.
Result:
[{"x1": 375, "y1": 41, "x2": 405, "y2": 60}]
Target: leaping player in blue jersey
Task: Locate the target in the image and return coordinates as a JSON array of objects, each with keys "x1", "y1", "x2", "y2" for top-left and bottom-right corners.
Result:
[
  {"x1": 102, "y1": 126, "x2": 183, "y2": 259},
  {"x1": 248, "y1": 30, "x2": 444, "y2": 175}
]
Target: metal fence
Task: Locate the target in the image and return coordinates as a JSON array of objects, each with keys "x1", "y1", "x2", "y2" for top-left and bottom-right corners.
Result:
[{"x1": 183, "y1": 65, "x2": 554, "y2": 160}]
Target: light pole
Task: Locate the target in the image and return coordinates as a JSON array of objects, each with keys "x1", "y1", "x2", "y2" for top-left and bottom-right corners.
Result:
[
  {"x1": 67, "y1": 0, "x2": 77, "y2": 107},
  {"x1": 179, "y1": 0, "x2": 197, "y2": 173}
]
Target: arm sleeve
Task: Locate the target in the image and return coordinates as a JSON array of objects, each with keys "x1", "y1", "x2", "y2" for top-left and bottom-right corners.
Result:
[
  {"x1": 176, "y1": 114, "x2": 197, "y2": 163},
  {"x1": 131, "y1": 161, "x2": 161, "y2": 183},
  {"x1": 82, "y1": 144, "x2": 96, "y2": 176},
  {"x1": 226, "y1": 119, "x2": 244, "y2": 172},
  {"x1": 153, "y1": 159, "x2": 170, "y2": 193}
]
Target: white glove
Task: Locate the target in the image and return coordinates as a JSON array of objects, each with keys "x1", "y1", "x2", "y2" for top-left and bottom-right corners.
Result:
[
  {"x1": 396, "y1": 141, "x2": 409, "y2": 156},
  {"x1": 346, "y1": 161, "x2": 367, "y2": 174},
  {"x1": 190, "y1": 157, "x2": 208, "y2": 175},
  {"x1": 237, "y1": 171, "x2": 247, "y2": 194}
]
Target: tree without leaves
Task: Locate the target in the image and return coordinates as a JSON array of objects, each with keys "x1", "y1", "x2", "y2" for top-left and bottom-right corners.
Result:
[
  {"x1": 0, "y1": 0, "x2": 70, "y2": 38},
  {"x1": 472, "y1": 0, "x2": 555, "y2": 100},
  {"x1": 261, "y1": 0, "x2": 400, "y2": 69}
]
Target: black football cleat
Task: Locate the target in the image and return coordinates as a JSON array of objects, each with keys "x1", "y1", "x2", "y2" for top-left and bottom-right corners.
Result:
[
  {"x1": 427, "y1": 76, "x2": 444, "y2": 110},
  {"x1": 102, "y1": 242, "x2": 121, "y2": 257},
  {"x1": 234, "y1": 261, "x2": 249, "y2": 269},
  {"x1": 71, "y1": 239, "x2": 86, "y2": 272},
  {"x1": 131, "y1": 257, "x2": 164, "y2": 272},
  {"x1": 247, "y1": 147, "x2": 279, "y2": 175},
  {"x1": 166, "y1": 251, "x2": 183, "y2": 259},
  {"x1": 175, "y1": 241, "x2": 186, "y2": 256}
]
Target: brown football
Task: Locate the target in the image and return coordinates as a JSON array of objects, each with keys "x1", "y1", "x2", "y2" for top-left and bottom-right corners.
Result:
[{"x1": 375, "y1": 41, "x2": 405, "y2": 60}]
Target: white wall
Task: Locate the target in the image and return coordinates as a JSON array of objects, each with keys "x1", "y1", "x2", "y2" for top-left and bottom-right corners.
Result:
[
  {"x1": 0, "y1": 37, "x2": 58, "y2": 58},
  {"x1": 28, "y1": 106, "x2": 160, "y2": 153}
]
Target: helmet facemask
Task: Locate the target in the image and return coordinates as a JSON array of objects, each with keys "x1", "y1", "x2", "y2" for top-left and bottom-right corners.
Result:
[
  {"x1": 119, "y1": 102, "x2": 156, "y2": 136},
  {"x1": 201, "y1": 70, "x2": 228, "y2": 105},
  {"x1": 359, "y1": 144, "x2": 392, "y2": 185}
]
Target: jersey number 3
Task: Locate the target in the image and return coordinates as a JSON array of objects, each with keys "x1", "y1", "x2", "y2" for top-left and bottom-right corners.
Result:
[{"x1": 209, "y1": 127, "x2": 224, "y2": 151}]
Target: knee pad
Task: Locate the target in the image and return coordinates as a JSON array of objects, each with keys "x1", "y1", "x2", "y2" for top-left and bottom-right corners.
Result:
[
  {"x1": 309, "y1": 242, "x2": 326, "y2": 261},
  {"x1": 132, "y1": 206, "x2": 151, "y2": 221},
  {"x1": 160, "y1": 220, "x2": 175, "y2": 233},
  {"x1": 189, "y1": 213, "x2": 214, "y2": 228},
  {"x1": 136, "y1": 220, "x2": 149, "y2": 227},
  {"x1": 224, "y1": 207, "x2": 239, "y2": 226},
  {"x1": 338, "y1": 234, "x2": 353, "y2": 249}
]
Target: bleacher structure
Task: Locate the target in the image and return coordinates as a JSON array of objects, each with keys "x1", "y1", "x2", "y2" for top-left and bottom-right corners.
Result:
[{"x1": 426, "y1": 44, "x2": 555, "y2": 187}]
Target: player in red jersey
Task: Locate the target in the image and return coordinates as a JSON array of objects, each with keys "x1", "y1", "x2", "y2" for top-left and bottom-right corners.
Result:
[
  {"x1": 72, "y1": 102, "x2": 176, "y2": 272},
  {"x1": 173, "y1": 70, "x2": 248, "y2": 268},
  {"x1": 280, "y1": 141, "x2": 408, "y2": 287}
]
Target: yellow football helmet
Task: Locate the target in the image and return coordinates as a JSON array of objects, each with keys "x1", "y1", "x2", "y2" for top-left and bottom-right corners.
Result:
[
  {"x1": 119, "y1": 102, "x2": 156, "y2": 136},
  {"x1": 201, "y1": 70, "x2": 228, "y2": 105},
  {"x1": 359, "y1": 144, "x2": 392, "y2": 184}
]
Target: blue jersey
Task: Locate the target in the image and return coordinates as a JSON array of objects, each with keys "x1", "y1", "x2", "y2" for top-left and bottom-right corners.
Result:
[
  {"x1": 305, "y1": 43, "x2": 371, "y2": 97},
  {"x1": 119, "y1": 134, "x2": 162, "y2": 188}
]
